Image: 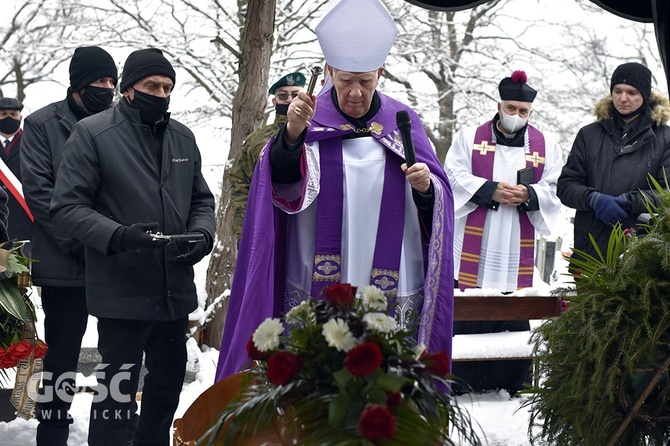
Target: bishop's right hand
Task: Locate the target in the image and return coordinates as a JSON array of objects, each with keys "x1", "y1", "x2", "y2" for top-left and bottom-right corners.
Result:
[{"x1": 286, "y1": 91, "x2": 317, "y2": 143}]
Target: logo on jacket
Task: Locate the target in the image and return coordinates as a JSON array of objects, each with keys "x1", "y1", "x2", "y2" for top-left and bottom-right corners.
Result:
[{"x1": 172, "y1": 157, "x2": 189, "y2": 163}]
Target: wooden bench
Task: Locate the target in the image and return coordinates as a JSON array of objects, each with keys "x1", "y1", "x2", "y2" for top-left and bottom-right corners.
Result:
[
  {"x1": 454, "y1": 294, "x2": 561, "y2": 322},
  {"x1": 452, "y1": 293, "x2": 562, "y2": 386}
]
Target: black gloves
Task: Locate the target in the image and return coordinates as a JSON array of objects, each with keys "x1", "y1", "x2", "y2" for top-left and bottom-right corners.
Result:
[
  {"x1": 175, "y1": 230, "x2": 210, "y2": 265},
  {"x1": 111, "y1": 223, "x2": 210, "y2": 264},
  {"x1": 587, "y1": 192, "x2": 628, "y2": 226},
  {"x1": 120, "y1": 222, "x2": 168, "y2": 251}
]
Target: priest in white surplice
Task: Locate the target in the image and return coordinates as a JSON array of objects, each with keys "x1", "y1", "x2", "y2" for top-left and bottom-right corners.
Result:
[{"x1": 444, "y1": 71, "x2": 563, "y2": 393}]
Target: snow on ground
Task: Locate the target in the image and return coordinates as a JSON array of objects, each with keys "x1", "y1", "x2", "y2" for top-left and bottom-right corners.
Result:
[
  {"x1": 0, "y1": 346, "x2": 538, "y2": 446},
  {"x1": 0, "y1": 177, "x2": 577, "y2": 446}
]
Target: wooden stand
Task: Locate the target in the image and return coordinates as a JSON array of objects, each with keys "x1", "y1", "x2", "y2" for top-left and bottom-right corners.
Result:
[
  {"x1": 454, "y1": 294, "x2": 561, "y2": 321},
  {"x1": 452, "y1": 294, "x2": 562, "y2": 387}
]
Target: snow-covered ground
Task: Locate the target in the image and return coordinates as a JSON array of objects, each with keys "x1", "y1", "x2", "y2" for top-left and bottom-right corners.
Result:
[
  {"x1": 0, "y1": 347, "x2": 537, "y2": 446},
  {"x1": 0, "y1": 339, "x2": 538, "y2": 446},
  {"x1": 0, "y1": 266, "x2": 564, "y2": 446}
]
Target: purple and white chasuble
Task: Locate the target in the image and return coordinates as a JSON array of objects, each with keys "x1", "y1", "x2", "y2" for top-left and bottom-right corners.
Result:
[{"x1": 215, "y1": 91, "x2": 455, "y2": 381}]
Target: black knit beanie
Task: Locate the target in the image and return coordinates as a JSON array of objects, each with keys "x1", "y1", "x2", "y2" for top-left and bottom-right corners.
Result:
[
  {"x1": 120, "y1": 48, "x2": 176, "y2": 93},
  {"x1": 610, "y1": 62, "x2": 652, "y2": 101},
  {"x1": 69, "y1": 46, "x2": 118, "y2": 91}
]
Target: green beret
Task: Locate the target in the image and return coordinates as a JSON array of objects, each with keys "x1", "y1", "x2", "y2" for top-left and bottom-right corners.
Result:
[{"x1": 268, "y1": 72, "x2": 306, "y2": 95}]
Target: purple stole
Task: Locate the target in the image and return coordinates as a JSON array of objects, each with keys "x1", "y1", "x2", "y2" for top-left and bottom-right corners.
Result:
[
  {"x1": 458, "y1": 120, "x2": 545, "y2": 290},
  {"x1": 215, "y1": 91, "x2": 455, "y2": 382},
  {"x1": 310, "y1": 136, "x2": 406, "y2": 300}
]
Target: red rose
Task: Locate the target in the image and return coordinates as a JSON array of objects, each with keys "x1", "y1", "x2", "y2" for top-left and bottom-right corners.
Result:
[
  {"x1": 0, "y1": 347, "x2": 17, "y2": 369},
  {"x1": 346, "y1": 342, "x2": 382, "y2": 377},
  {"x1": 385, "y1": 391, "x2": 402, "y2": 411},
  {"x1": 323, "y1": 283, "x2": 357, "y2": 307},
  {"x1": 246, "y1": 337, "x2": 270, "y2": 361},
  {"x1": 358, "y1": 404, "x2": 395, "y2": 441},
  {"x1": 267, "y1": 352, "x2": 302, "y2": 386},
  {"x1": 421, "y1": 350, "x2": 450, "y2": 377},
  {"x1": 33, "y1": 340, "x2": 48, "y2": 360},
  {"x1": 0, "y1": 348, "x2": 9, "y2": 369},
  {"x1": 7, "y1": 339, "x2": 32, "y2": 362}
]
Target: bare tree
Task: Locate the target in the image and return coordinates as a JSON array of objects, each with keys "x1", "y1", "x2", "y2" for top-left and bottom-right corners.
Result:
[
  {"x1": 385, "y1": 0, "x2": 506, "y2": 163},
  {"x1": 202, "y1": 0, "x2": 277, "y2": 347},
  {"x1": 0, "y1": 1, "x2": 88, "y2": 100},
  {"x1": 383, "y1": 0, "x2": 662, "y2": 163},
  {"x1": 201, "y1": 0, "x2": 329, "y2": 348}
]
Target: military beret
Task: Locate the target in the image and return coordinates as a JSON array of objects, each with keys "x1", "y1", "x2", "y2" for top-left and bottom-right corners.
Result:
[
  {"x1": 268, "y1": 72, "x2": 306, "y2": 95},
  {"x1": 0, "y1": 97, "x2": 23, "y2": 111}
]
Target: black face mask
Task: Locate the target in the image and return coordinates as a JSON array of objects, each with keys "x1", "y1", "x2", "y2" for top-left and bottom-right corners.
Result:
[
  {"x1": 275, "y1": 103, "x2": 289, "y2": 116},
  {"x1": 0, "y1": 116, "x2": 21, "y2": 135},
  {"x1": 80, "y1": 86, "x2": 115, "y2": 114},
  {"x1": 130, "y1": 90, "x2": 170, "y2": 126}
]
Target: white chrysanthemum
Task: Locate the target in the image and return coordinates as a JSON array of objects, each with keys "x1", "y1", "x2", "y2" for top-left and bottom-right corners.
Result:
[
  {"x1": 285, "y1": 300, "x2": 313, "y2": 324},
  {"x1": 414, "y1": 343, "x2": 426, "y2": 360},
  {"x1": 360, "y1": 285, "x2": 387, "y2": 311},
  {"x1": 252, "y1": 318, "x2": 284, "y2": 352},
  {"x1": 322, "y1": 318, "x2": 357, "y2": 352},
  {"x1": 363, "y1": 312, "x2": 397, "y2": 333}
]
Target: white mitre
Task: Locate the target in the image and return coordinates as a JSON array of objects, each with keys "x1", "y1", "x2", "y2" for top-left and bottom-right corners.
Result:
[{"x1": 315, "y1": 0, "x2": 398, "y2": 72}]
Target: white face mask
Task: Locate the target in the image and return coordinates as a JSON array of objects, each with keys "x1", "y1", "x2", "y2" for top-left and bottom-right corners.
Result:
[{"x1": 499, "y1": 109, "x2": 529, "y2": 133}]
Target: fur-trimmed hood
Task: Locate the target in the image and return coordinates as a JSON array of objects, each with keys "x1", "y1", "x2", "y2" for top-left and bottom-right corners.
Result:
[{"x1": 593, "y1": 89, "x2": 670, "y2": 126}]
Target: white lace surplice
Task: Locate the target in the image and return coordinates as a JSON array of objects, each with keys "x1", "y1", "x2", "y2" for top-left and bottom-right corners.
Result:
[{"x1": 274, "y1": 137, "x2": 425, "y2": 322}]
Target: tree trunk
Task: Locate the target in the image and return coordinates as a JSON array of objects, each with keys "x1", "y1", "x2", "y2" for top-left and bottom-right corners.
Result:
[{"x1": 203, "y1": 0, "x2": 276, "y2": 349}]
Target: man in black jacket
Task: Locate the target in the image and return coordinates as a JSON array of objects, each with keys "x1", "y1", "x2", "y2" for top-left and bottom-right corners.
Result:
[
  {"x1": 21, "y1": 46, "x2": 118, "y2": 446},
  {"x1": 558, "y1": 62, "x2": 670, "y2": 261},
  {"x1": 50, "y1": 48, "x2": 216, "y2": 446}
]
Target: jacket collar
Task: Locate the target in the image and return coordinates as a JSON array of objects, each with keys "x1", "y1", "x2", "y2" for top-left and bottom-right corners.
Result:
[{"x1": 56, "y1": 96, "x2": 79, "y2": 134}]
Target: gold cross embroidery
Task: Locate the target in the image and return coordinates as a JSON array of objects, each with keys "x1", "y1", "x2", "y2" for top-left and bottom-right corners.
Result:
[
  {"x1": 474, "y1": 141, "x2": 495, "y2": 155},
  {"x1": 526, "y1": 151, "x2": 546, "y2": 168}
]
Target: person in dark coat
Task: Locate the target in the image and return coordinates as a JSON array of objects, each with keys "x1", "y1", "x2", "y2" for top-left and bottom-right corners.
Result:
[
  {"x1": 20, "y1": 46, "x2": 118, "y2": 446},
  {"x1": 0, "y1": 97, "x2": 33, "y2": 243},
  {"x1": 558, "y1": 62, "x2": 670, "y2": 261},
  {"x1": 50, "y1": 48, "x2": 216, "y2": 446}
]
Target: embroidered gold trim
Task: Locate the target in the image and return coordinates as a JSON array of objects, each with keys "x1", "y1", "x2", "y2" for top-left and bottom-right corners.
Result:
[
  {"x1": 474, "y1": 140, "x2": 495, "y2": 155},
  {"x1": 313, "y1": 255, "x2": 341, "y2": 282},
  {"x1": 370, "y1": 268, "x2": 399, "y2": 297},
  {"x1": 339, "y1": 122, "x2": 384, "y2": 135},
  {"x1": 526, "y1": 151, "x2": 546, "y2": 167}
]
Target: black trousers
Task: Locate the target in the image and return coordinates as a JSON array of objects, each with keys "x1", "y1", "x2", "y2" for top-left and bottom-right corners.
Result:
[
  {"x1": 36, "y1": 286, "x2": 88, "y2": 446},
  {"x1": 452, "y1": 320, "x2": 532, "y2": 394},
  {"x1": 88, "y1": 316, "x2": 188, "y2": 446}
]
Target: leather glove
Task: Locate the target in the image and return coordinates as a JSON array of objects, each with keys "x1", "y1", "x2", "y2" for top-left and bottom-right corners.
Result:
[
  {"x1": 588, "y1": 192, "x2": 628, "y2": 226},
  {"x1": 175, "y1": 230, "x2": 210, "y2": 265},
  {"x1": 120, "y1": 222, "x2": 169, "y2": 251}
]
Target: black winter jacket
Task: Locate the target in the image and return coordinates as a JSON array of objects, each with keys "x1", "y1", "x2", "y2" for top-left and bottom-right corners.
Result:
[
  {"x1": 50, "y1": 99, "x2": 216, "y2": 321},
  {"x1": 557, "y1": 91, "x2": 670, "y2": 259},
  {"x1": 20, "y1": 99, "x2": 85, "y2": 287}
]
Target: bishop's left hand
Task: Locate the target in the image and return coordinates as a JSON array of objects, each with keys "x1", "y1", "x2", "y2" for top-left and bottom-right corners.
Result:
[{"x1": 402, "y1": 162, "x2": 431, "y2": 193}]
